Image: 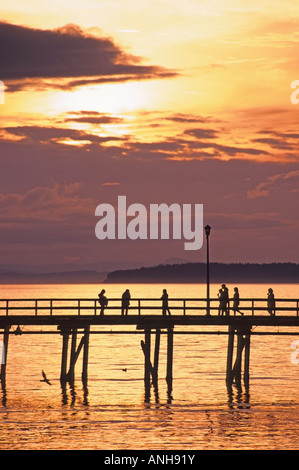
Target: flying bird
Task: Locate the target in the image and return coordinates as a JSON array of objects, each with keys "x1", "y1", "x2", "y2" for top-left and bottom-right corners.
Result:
[{"x1": 40, "y1": 370, "x2": 52, "y2": 385}]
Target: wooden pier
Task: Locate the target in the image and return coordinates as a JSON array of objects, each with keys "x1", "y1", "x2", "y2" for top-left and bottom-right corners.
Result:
[{"x1": 1, "y1": 296, "x2": 299, "y2": 399}]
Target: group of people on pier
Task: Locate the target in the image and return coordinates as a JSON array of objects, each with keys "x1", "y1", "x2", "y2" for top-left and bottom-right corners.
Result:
[
  {"x1": 97, "y1": 288, "x2": 172, "y2": 316},
  {"x1": 97, "y1": 285, "x2": 276, "y2": 316},
  {"x1": 98, "y1": 288, "x2": 131, "y2": 315},
  {"x1": 217, "y1": 284, "x2": 275, "y2": 316}
]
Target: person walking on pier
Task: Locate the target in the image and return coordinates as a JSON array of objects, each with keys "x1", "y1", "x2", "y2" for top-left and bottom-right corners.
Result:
[
  {"x1": 121, "y1": 289, "x2": 131, "y2": 315},
  {"x1": 267, "y1": 288, "x2": 275, "y2": 316},
  {"x1": 161, "y1": 289, "x2": 171, "y2": 316},
  {"x1": 232, "y1": 287, "x2": 243, "y2": 316},
  {"x1": 98, "y1": 289, "x2": 108, "y2": 315}
]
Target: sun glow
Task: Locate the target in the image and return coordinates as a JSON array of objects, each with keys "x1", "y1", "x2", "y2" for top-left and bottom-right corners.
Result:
[{"x1": 51, "y1": 81, "x2": 153, "y2": 115}]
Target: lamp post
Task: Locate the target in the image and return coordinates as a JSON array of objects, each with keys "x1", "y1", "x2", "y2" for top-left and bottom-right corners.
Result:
[{"x1": 204, "y1": 225, "x2": 211, "y2": 316}]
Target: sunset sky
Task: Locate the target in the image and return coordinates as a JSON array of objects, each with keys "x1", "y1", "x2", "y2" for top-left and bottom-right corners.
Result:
[{"x1": 1, "y1": 0, "x2": 299, "y2": 271}]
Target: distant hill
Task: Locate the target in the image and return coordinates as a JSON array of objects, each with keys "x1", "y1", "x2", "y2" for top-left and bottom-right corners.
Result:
[
  {"x1": 1, "y1": 262, "x2": 298, "y2": 285},
  {"x1": 105, "y1": 262, "x2": 299, "y2": 284}
]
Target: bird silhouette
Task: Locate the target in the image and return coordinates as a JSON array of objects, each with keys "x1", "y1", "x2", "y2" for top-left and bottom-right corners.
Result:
[
  {"x1": 122, "y1": 368, "x2": 127, "y2": 372},
  {"x1": 40, "y1": 370, "x2": 52, "y2": 385}
]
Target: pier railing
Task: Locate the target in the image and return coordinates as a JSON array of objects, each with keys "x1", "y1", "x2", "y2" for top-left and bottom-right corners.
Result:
[{"x1": 0, "y1": 297, "x2": 299, "y2": 316}]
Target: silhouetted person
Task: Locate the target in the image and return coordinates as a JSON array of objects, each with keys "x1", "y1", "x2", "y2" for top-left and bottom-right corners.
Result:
[
  {"x1": 218, "y1": 289, "x2": 226, "y2": 316},
  {"x1": 233, "y1": 287, "x2": 243, "y2": 316},
  {"x1": 122, "y1": 289, "x2": 131, "y2": 315},
  {"x1": 98, "y1": 289, "x2": 108, "y2": 315},
  {"x1": 161, "y1": 289, "x2": 171, "y2": 316},
  {"x1": 267, "y1": 288, "x2": 275, "y2": 316}
]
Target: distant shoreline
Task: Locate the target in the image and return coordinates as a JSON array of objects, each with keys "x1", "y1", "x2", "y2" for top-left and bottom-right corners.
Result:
[{"x1": 104, "y1": 262, "x2": 299, "y2": 284}]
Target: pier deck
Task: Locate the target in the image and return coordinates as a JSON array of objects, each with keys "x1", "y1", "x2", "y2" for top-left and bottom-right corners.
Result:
[{"x1": 1, "y1": 297, "x2": 299, "y2": 396}]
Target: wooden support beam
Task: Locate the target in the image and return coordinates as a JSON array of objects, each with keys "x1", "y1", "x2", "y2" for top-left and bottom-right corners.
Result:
[
  {"x1": 153, "y1": 329, "x2": 160, "y2": 389},
  {"x1": 166, "y1": 328, "x2": 174, "y2": 394},
  {"x1": 82, "y1": 326, "x2": 90, "y2": 386},
  {"x1": 59, "y1": 325, "x2": 91, "y2": 388},
  {"x1": 243, "y1": 333, "x2": 251, "y2": 388},
  {"x1": 141, "y1": 329, "x2": 161, "y2": 400},
  {"x1": 67, "y1": 328, "x2": 78, "y2": 384},
  {"x1": 233, "y1": 333, "x2": 244, "y2": 386},
  {"x1": 226, "y1": 325, "x2": 235, "y2": 385},
  {"x1": 141, "y1": 329, "x2": 151, "y2": 391},
  {"x1": 227, "y1": 327, "x2": 252, "y2": 389},
  {"x1": 60, "y1": 329, "x2": 70, "y2": 385}
]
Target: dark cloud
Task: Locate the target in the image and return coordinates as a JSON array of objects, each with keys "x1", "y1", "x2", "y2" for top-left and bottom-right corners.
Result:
[
  {"x1": 166, "y1": 113, "x2": 213, "y2": 124},
  {"x1": 63, "y1": 111, "x2": 123, "y2": 125},
  {"x1": 183, "y1": 128, "x2": 219, "y2": 139},
  {"x1": 4, "y1": 125, "x2": 126, "y2": 145},
  {"x1": 179, "y1": 128, "x2": 270, "y2": 158},
  {"x1": 0, "y1": 22, "x2": 177, "y2": 91}
]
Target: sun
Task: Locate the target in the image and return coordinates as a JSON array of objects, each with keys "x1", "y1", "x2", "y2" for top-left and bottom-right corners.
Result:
[{"x1": 51, "y1": 81, "x2": 153, "y2": 115}]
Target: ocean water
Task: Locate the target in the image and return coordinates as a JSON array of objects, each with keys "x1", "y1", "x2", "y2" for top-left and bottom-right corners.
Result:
[{"x1": 1, "y1": 282, "x2": 299, "y2": 450}]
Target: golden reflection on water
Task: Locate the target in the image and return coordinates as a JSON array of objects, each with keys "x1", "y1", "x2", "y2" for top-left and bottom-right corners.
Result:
[{"x1": 1, "y1": 283, "x2": 299, "y2": 449}]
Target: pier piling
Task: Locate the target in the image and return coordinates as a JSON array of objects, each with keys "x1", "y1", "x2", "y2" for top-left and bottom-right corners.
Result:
[
  {"x1": 141, "y1": 327, "x2": 174, "y2": 398},
  {"x1": 59, "y1": 326, "x2": 90, "y2": 387},
  {"x1": 226, "y1": 325, "x2": 235, "y2": 385},
  {"x1": 82, "y1": 326, "x2": 90, "y2": 386},
  {"x1": 60, "y1": 328, "x2": 70, "y2": 385},
  {"x1": 68, "y1": 328, "x2": 78, "y2": 384},
  {"x1": 226, "y1": 326, "x2": 251, "y2": 388},
  {"x1": 153, "y1": 329, "x2": 161, "y2": 389},
  {"x1": 166, "y1": 328, "x2": 174, "y2": 395}
]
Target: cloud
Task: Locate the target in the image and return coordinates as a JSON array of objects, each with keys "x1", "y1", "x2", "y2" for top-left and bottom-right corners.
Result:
[
  {"x1": 166, "y1": 113, "x2": 213, "y2": 124},
  {"x1": 179, "y1": 127, "x2": 270, "y2": 159},
  {"x1": 63, "y1": 111, "x2": 123, "y2": 125},
  {"x1": 3, "y1": 125, "x2": 125, "y2": 146},
  {"x1": 0, "y1": 21, "x2": 177, "y2": 91},
  {"x1": 247, "y1": 170, "x2": 299, "y2": 199},
  {"x1": 183, "y1": 128, "x2": 219, "y2": 139},
  {"x1": 0, "y1": 182, "x2": 94, "y2": 223}
]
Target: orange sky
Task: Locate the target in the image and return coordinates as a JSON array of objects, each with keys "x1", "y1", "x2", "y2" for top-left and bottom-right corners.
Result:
[{"x1": 0, "y1": 1, "x2": 299, "y2": 269}]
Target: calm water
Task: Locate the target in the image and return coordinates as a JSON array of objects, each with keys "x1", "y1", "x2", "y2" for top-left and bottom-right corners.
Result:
[{"x1": 1, "y1": 283, "x2": 299, "y2": 450}]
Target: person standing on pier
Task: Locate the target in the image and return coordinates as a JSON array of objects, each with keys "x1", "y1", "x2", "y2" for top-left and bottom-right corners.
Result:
[
  {"x1": 232, "y1": 287, "x2": 243, "y2": 316},
  {"x1": 161, "y1": 289, "x2": 171, "y2": 316},
  {"x1": 267, "y1": 288, "x2": 275, "y2": 316},
  {"x1": 121, "y1": 289, "x2": 131, "y2": 315},
  {"x1": 218, "y1": 284, "x2": 229, "y2": 315},
  {"x1": 98, "y1": 289, "x2": 108, "y2": 315},
  {"x1": 218, "y1": 289, "x2": 226, "y2": 315}
]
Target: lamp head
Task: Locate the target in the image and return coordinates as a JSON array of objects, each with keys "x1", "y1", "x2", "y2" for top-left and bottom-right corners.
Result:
[{"x1": 204, "y1": 225, "x2": 211, "y2": 237}]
